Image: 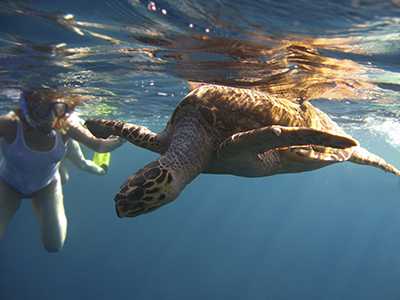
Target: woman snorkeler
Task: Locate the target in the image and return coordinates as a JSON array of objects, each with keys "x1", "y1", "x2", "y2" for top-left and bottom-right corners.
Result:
[{"x1": 0, "y1": 88, "x2": 124, "y2": 252}]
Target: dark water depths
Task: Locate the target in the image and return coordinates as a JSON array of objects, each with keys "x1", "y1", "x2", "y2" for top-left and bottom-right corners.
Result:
[{"x1": 1, "y1": 1, "x2": 400, "y2": 299}]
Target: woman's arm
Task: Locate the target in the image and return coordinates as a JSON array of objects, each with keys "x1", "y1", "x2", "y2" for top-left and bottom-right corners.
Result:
[
  {"x1": 65, "y1": 140, "x2": 106, "y2": 175},
  {"x1": 66, "y1": 120, "x2": 125, "y2": 153}
]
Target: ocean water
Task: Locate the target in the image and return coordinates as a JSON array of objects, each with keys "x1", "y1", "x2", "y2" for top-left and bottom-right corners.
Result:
[{"x1": 1, "y1": 1, "x2": 400, "y2": 299}]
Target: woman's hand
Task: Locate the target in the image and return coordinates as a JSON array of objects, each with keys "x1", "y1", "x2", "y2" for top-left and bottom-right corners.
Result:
[{"x1": 66, "y1": 120, "x2": 126, "y2": 153}]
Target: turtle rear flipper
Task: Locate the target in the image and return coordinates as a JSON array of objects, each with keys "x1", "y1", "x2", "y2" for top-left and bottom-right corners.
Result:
[
  {"x1": 349, "y1": 147, "x2": 400, "y2": 176},
  {"x1": 218, "y1": 125, "x2": 358, "y2": 158},
  {"x1": 283, "y1": 145, "x2": 354, "y2": 163}
]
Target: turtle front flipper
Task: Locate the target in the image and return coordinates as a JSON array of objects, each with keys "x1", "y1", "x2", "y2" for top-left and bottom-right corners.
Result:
[
  {"x1": 218, "y1": 125, "x2": 358, "y2": 158},
  {"x1": 114, "y1": 160, "x2": 182, "y2": 218},
  {"x1": 85, "y1": 119, "x2": 167, "y2": 153},
  {"x1": 114, "y1": 115, "x2": 213, "y2": 218}
]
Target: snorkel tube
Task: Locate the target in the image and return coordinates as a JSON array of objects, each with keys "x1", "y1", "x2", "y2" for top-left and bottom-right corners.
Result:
[{"x1": 19, "y1": 96, "x2": 35, "y2": 126}]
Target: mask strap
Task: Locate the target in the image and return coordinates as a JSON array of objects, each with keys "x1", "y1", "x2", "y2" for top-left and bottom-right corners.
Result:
[{"x1": 19, "y1": 97, "x2": 37, "y2": 128}]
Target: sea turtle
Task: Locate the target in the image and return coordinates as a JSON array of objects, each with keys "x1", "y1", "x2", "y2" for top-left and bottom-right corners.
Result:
[{"x1": 86, "y1": 84, "x2": 400, "y2": 218}]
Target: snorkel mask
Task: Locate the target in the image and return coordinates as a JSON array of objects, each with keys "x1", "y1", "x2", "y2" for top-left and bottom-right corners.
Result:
[{"x1": 19, "y1": 94, "x2": 71, "y2": 135}]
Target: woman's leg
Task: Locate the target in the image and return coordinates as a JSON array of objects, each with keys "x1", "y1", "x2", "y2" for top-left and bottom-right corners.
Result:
[
  {"x1": 59, "y1": 162, "x2": 70, "y2": 185},
  {"x1": 0, "y1": 179, "x2": 22, "y2": 238},
  {"x1": 32, "y1": 173, "x2": 67, "y2": 253}
]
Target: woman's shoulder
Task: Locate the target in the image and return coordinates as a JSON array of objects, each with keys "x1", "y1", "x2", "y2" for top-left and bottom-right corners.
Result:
[
  {"x1": 0, "y1": 111, "x2": 19, "y2": 141},
  {"x1": 0, "y1": 111, "x2": 18, "y2": 125}
]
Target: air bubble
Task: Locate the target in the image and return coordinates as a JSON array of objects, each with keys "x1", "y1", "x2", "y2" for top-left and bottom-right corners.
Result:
[{"x1": 147, "y1": 1, "x2": 156, "y2": 11}]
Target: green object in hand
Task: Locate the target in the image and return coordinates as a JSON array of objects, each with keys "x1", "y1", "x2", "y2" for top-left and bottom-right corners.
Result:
[{"x1": 92, "y1": 152, "x2": 111, "y2": 171}]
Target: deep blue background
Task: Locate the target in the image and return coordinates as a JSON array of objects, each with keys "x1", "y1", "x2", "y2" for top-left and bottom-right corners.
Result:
[{"x1": 1, "y1": 134, "x2": 400, "y2": 300}]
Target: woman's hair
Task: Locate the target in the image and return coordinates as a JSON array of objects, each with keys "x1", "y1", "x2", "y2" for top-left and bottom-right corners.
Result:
[
  {"x1": 20, "y1": 88, "x2": 88, "y2": 133},
  {"x1": 23, "y1": 87, "x2": 84, "y2": 111}
]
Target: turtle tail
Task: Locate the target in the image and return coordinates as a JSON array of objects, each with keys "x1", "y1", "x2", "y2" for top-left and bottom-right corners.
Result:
[{"x1": 349, "y1": 147, "x2": 400, "y2": 176}]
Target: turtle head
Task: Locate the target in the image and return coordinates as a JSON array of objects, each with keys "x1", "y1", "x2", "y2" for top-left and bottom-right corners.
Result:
[{"x1": 115, "y1": 160, "x2": 181, "y2": 218}]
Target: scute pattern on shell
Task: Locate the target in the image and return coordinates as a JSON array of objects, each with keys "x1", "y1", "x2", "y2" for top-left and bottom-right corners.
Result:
[{"x1": 170, "y1": 85, "x2": 343, "y2": 145}]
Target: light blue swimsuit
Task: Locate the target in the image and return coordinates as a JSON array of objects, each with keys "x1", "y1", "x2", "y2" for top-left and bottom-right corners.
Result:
[{"x1": 0, "y1": 120, "x2": 66, "y2": 196}]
